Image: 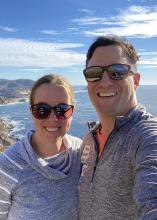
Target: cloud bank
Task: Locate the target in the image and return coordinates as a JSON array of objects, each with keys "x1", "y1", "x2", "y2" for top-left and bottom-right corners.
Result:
[
  {"x1": 72, "y1": 5, "x2": 157, "y2": 38},
  {"x1": 0, "y1": 38, "x2": 85, "y2": 68}
]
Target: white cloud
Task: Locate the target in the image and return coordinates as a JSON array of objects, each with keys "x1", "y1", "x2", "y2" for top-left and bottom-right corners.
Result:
[
  {"x1": 0, "y1": 38, "x2": 85, "y2": 68},
  {"x1": 131, "y1": 50, "x2": 157, "y2": 66},
  {"x1": 141, "y1": 65, "x2": 157, "y2": 68},
  {"x1": 72, "y1": 5, "x2": 157, "y2": 38},
  {"x1": 41, "y1": 30, "x2": 60, "y2": 35},
  {"x1": 67, "y1": 27, "x2": 78, "y2": 30},
  {"x1": 83, "y1": 20, "x2": 157, "y2": 38},
  {"x1": 139, "y1": 51, "x2": 157, "y2": 65},
  {"x1": 78, "y1": 9, "x2": 94, "y2": 15},
  {"x1": 20, "y1": 68, "x2": 51, "y2": 72},
  {"x1": 139, "y1": 52, "x2": 157, "y2": 56},
  {"x1": 0, "y1": 26, "x2": 17, "y2": 32},
  {"x1": 119, "y1": 5, "x2": 157, "y2": 23},
  {"x1": 139, "y1": 60, "x2": 157, "y2": 65},
  {"x1": 72, "y1": 17, "x2": 108, "y2": 25}
]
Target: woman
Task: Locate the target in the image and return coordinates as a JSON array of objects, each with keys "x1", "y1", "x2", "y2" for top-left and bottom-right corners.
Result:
[{"x1": 0, "y1": 74, "x2": 82, "y2": 220}]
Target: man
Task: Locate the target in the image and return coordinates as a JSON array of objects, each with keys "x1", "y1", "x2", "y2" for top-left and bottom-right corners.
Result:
[{"x1": 79, "y1": 35, "x2": 157, "y2": 220}]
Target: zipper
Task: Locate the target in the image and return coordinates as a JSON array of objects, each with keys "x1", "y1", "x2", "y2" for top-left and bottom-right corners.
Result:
[
  {"x1": 91, "y1": 130, "x2": 99, "y2": 183},
  {"x1": 90, "y1": 127, "x2": 117, "y2": 184},
  {"x1": 88, "y1": 108, "x2": 136, "y2": 184}
]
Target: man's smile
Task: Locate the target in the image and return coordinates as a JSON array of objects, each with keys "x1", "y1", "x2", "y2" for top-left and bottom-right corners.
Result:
[{"x1": 97, "y1": 91, "x2": 117, "y2": 97}]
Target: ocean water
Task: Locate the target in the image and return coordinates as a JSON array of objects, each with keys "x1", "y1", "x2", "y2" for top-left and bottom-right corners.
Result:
[{"x1": 0, "y1": 85, "x2": 157, "y2": 140}]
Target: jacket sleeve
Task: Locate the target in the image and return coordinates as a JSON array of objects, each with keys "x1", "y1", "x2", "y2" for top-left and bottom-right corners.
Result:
[
  {"x1": 133, "y1": 124, "x2": 157, "y2": 220},
  {"x1": 0, "y1": 170, "x2": 12, "y2": 219},
  {"x1": 0, "y1": 152, "x2": 18, "y2": 220}
]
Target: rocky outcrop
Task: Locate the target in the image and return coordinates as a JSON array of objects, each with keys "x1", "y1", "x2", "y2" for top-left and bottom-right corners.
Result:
[
  {"x1": 0, "y1": 78, "x2": 33, "y2": 151},
  {"x1": 0, "y1": 96, "x2": 7, "y2": 104},
  {"x1": 0, "y1": 119, "x2": 15, "y2": 152}
]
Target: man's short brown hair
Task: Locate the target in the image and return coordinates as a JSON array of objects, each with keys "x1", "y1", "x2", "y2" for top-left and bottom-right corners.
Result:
[{"x1": 86, "y1": 35, "x2": 139, "y2": 70}]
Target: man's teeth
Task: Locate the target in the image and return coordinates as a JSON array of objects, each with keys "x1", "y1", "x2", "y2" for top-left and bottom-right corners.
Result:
[
  {"x1": 45, "y1": 127, "x2": 58, "y2": 132},
  {"x1": 98, "y1": 92, "x2": 117, "y2": 97}
]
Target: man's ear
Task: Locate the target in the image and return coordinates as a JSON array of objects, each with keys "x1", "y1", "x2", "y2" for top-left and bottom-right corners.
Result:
[{"x1": 133, "y1": 73, "x2": 140, "y2": 90}]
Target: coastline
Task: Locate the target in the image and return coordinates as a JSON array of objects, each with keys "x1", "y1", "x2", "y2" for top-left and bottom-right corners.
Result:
[
  {"x1": 0, "y1": 118, "x2": 16, "y2": 152},
  {"x1": 0, "y1": 97, "x2": 29, "y2": 152},
  {"x1": 0, "y1": 97, "x2": 29, "y2": 106}
]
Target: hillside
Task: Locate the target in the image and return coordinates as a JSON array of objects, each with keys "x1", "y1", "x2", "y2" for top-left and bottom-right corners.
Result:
[
  {"x1": 0, "y1": 79, "x2": 35, "y2": 150},
  {"x1": 0, "y1": 78, "x2": 34, "y2": 103}
]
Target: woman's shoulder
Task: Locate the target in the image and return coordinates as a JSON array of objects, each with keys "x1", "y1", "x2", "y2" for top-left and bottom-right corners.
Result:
[
  {"x1": 0, "y1": 130, "x2": 34, "y2": 164},
  {"x1": 0, "y1": 137, "x2": 28, "y2": 171},
  {"x1": 0, "y1": 141, "x2": 24, "y2": 188}
]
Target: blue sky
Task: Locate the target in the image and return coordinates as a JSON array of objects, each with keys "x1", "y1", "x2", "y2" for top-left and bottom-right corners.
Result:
[{"x1": 0, "y1": 0, "x2": 157, "y2": 85}]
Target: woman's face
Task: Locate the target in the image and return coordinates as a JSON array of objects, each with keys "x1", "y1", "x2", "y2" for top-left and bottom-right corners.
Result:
[{"x1": 31, "y1": 83, "x2": 73, "y2": 144}]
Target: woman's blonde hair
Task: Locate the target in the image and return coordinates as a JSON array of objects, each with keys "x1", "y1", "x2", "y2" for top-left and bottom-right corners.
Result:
[{"x1": 29, "y1": 74, "x2": 75, "y2": 106}]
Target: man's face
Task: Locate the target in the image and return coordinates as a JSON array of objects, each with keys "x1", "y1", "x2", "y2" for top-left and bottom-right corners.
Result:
[{"x1": 86, "y1": 45, "x2": 140, "y2": 120}]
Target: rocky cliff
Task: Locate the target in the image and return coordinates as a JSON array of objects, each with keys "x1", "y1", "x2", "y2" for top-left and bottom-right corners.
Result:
[
  {"x1": 0, "y1": 119, "x2": 16, "y2": 152},
  {"x1": 0, "y1": 78, "x2": 34, "y2": 151}
]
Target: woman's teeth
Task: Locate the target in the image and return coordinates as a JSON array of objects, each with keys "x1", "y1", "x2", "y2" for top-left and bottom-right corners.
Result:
[{"x1": 45, "y1": 127, "x2": 59, "y2": 132}]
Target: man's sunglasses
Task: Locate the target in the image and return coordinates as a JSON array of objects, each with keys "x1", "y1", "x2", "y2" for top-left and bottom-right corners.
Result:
[
  {"x1": 31, "y1": 103, "x2": 74, "y2": 120},
  {"x1": 83, "y1": 63, "x2": 134, "y2": 82}
]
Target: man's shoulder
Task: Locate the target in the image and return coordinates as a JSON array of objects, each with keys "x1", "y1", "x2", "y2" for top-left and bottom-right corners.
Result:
[
  {"x1": 128, "y1": 105, "x2": 157, "y2": 127},
  {"x1": 127, "y1": 108, "x2": 157, "y2": 144},
  {"x1": 134, "y1": 107, "x2": 157, "y2": 126}
]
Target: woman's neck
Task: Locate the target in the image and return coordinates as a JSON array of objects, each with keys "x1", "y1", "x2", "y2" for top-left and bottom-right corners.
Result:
[{"x1": 31, "y1": 134, "x2": 65, "y2": 158}]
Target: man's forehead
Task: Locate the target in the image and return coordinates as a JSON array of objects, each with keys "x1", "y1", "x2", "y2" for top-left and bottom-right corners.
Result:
[{"x1": 88, "y1": 45, "x2": 129, "y2": 65}]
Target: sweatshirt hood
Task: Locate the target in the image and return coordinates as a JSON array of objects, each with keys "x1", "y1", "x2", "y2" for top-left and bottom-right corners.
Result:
[{"x1": 14, "y1": 131, "x2": 73, "y2": 180}]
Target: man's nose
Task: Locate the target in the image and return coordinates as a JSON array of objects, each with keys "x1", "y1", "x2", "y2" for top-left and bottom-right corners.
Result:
[{"x1": 100, "y1": 71, "x2": 113, "y2": 84}]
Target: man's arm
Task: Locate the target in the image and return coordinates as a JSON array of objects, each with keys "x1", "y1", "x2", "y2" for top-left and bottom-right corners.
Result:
[{"x1": 133, "y1": 127, "x2": 157, "y2": 219}]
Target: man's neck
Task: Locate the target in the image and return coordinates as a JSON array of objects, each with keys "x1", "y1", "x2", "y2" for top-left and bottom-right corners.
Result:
[{"x1": 100, "y1": 117, "x2": 116, "y2": 135}]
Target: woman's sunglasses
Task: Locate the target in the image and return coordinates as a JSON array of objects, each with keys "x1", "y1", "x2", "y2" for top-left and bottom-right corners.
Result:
[
  {"x1": 83, "y1": 63, "x2": 134, "y2": 82},
  {"x1": 31, "y1": 103, "x2": 74, "y2": 120}
]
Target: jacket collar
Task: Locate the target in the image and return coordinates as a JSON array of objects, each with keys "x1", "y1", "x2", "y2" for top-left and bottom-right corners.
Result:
[{"x1": 87, "y1": 104, "x2": 146, "y2": 133}]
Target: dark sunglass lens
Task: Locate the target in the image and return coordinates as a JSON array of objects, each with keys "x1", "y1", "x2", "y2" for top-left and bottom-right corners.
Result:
[
  {"x1": 84, "y1": 67, "x2": 103, "y2": 82},
  {"x1": 108, "y1": 64, "x2": 130, "y2": 80},
  {"x1": 32, "y1": 104, "x2": 50, "y2": 119},
  {"x1": 55, "y1": 104, "x2": 73, "y2": 120}
]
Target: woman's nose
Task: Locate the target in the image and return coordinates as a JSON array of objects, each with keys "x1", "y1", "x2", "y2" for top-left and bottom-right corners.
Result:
[{"x1": 48, "y1": 111, "x2": 58, "y2": 121}]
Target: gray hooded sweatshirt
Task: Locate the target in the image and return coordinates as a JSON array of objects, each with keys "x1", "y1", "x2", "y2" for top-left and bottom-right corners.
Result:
[{"x1": 0, "y1": 131, "x2": 82, "y2": 220}]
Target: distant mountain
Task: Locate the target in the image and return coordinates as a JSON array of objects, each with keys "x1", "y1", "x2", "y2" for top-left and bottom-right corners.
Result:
[{"x1": 0, "y1": 79, "x2": 34, "y2": 99}]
